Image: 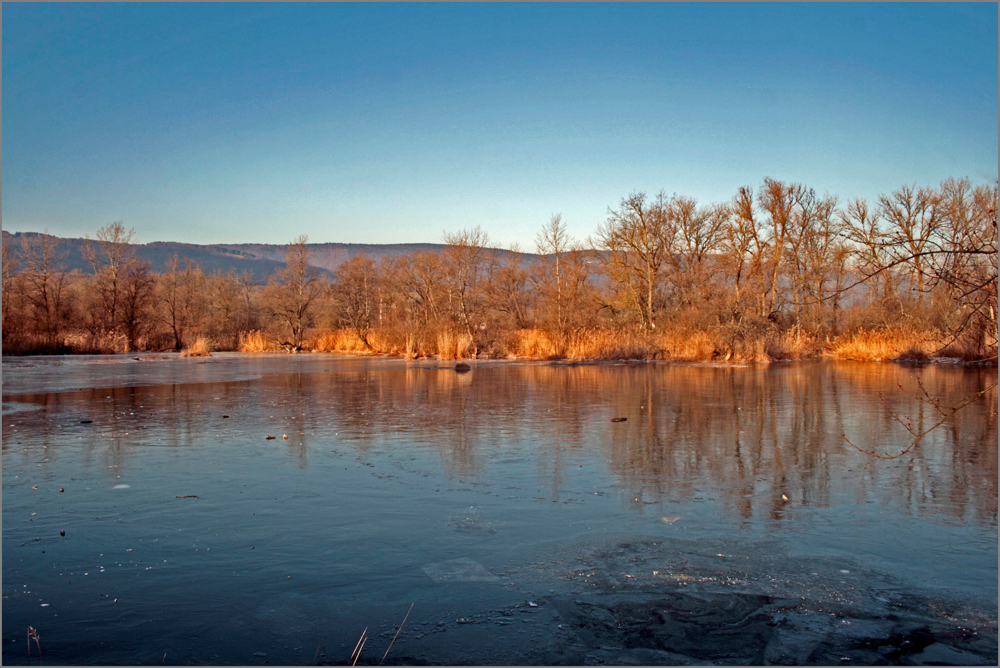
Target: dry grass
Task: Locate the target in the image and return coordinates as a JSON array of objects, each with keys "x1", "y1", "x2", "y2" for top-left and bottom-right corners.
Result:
[
  {"x1": 829, "y1": 327, "x2": 937, "y2": 361},
  {"x1": 403, "y1": 333, "x2": 418, "y2": 360},
  {"x1": 307, "y1": 326, "x2": 471, "y2": 358},
  {"x1": 4, "y1": 330, "x2": 131, "y2": 355},
  {"x1": 237, "y1": 330, "x2": 277, "y2": 353},
  {"x1": 510, "y1": 328, "x2": 563, "y2": 359},
  {"x1": 64, "y1": 330, "x2": 130, "y2": 354},
  {"x1": 8, "y1": 320, "x2": 971, "y2": 367},
  {"x1": 181, "y1": 336, "x2": 211, "y2": 357},
  {"x1": 739, "y1": 338, "x2": 772, "y2": 364},
  {"x1": 512, "y1": 326, "x2": 768, "y2": 362},
  {"x1": 765, "y1": 328, "x2": 816, "y2": 361},
  {"x1": 560, "y1": 324, "x2": 821, "y2": 364},
  {"x1": 310, "y1": 326, "x2": 482, "y2": 359},
  {"x1": 312, "y1": 329, "x2": 370, "y2": 353},
  {"x1": 310, "y1": 328, "x2": 405, "y2": 355},
  {"x1": 565, "y1": 328, "x2": 661, "y2": 360},
  {"x1": 228, "y1": 322, "x2": 963, "y2": 365},
  {"x1": 436, "y1": 330, "x2": 474, "y2": 360},
  {"x1": 657, "y1": 328, "x2": 716, "y2": 361}
]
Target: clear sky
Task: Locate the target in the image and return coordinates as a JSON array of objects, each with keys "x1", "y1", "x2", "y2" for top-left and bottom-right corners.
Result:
[{"x1": 3, "y1": 3, "x2": 997, "y2": 249}]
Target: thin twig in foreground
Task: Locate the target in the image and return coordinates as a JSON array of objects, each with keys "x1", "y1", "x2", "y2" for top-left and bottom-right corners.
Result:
[
  {"x1": 353, "y1": 636, "x2": 368, "y2": 666},
  {"x1": 350, "y1": 627, "x2": 368, "y2": 666},
  {"x1": 27, "y1": 626, "x2": 41, "y2": 657},
  {"x1": 380, "y1": 603, "x2": 414, "y2": 666}
]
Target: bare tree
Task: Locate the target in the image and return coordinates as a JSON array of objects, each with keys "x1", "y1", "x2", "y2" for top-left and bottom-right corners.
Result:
[
  {"x1": 2, "y1": 234, "x2": 25, "y2": 344},
  {"x1": 83, "y1": 222, "x2": 139, "y2": 333},
  {"x1": 535, "y1": 214, "x2": 572, "y2": 332},
  {"x1": 796, "y1": 194, "x2": 846, "y2": 333},
  {"x1": 20, "y1": 233, "x2": 70, "y2": 345},
  {"x1": 399, "y1": 250, "x2": 447, "y2": 328},
  {"x1": 118, "y1": 258, "x2": 156, "y2": 351},
  {"x1": 931, "y1": 178, "x2": 998, "y2": 356},
  {"x1": 442, "y1": 226, "x2": 493, "y2": 350},
  {"x1": 206, "y1": 270, "x2": 243, "y2": 348},
  {"x1": 781, "y1": 188, "x2": 839, "y2": 329},
  {"x1": 1, "y1": 235, "x2": 17, "y2": 293},
  {"x1": 264, "y1": 235, "x2": 324, "y2": 350},
  {"x1": 841, "y1": 198, "x2": 899, "y2": 315},
  {"x1": 375, "y1": 255, "x2": 402, "y2": 329},
  {"x1": 878, "y1": 184, "x2": 942, "y2": 310},
  {"x1": 840, "y1": 179, "x2": 997, "y2": 358},
  {"x1": 235, "y1": 270, "x2": 262, "y2": 333},
  {"x1": 722, "y1": 185, "x2": 767, "y2": 313},
  {"x1": 594, "y1": 191, "x2": 671, "y2": 329},
  {"x1": 491, "y1": 244, "x2": 532, "y2": 330},
  {"x1": 561, "y1": 246, "x2": 600, "y2": 331},
  {"x1": 758, "y1": 178, "x2": 803, "y2": 316},
  {"x1": 664, "y1": 196, "x2": 727, "y2": 308},
  {"x1": 332, "y1": 253, "x2": 379, "y2": 348},
  {"x1": 158, "y1": 255, "x2": 208, "y2": 350}
]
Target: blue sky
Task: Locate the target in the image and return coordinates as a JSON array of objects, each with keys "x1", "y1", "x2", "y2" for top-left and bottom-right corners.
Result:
[{"x1": 3, "y1": 3, "x2": 997, "y2": 248}]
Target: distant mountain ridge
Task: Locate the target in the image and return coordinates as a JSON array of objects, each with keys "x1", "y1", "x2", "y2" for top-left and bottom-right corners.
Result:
[
  {"x1": 210, "y1": 241, "x2": 449, "y2": 273},
  {"x1": 2, "y1": 231, "x2": 530, "y2": 280}
]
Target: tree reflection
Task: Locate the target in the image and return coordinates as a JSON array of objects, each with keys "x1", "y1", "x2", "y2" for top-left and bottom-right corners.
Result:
[
  {"x1": 4, "y1": 360, "x2": 994, "y2": 524},
  {"x1": 304, "y1": 361, "x2": 995, "y2": 525}
]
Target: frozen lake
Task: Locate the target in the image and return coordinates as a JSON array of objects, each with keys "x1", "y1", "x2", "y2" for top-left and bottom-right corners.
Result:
[{"x1": 2, "y1": 353, "x2": 997, "y2": 665}]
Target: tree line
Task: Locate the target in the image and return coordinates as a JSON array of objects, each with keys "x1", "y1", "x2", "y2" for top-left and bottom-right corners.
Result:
[{"x1": 2, "y1": 176, "x2": 996, "y2": 362}]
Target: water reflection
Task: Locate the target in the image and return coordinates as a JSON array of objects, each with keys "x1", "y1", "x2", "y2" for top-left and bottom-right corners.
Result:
[
  {"x1": 593, "y1": 363, "x2": 997, "y2": 525},
  {"x1": 3, "y1": 360, "x2": 996, "y2": 526}
]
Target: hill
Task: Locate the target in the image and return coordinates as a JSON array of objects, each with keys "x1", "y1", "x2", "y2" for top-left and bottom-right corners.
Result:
[{"x1": 1, "y1": 231, "x2": 533, "y2": 280}]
